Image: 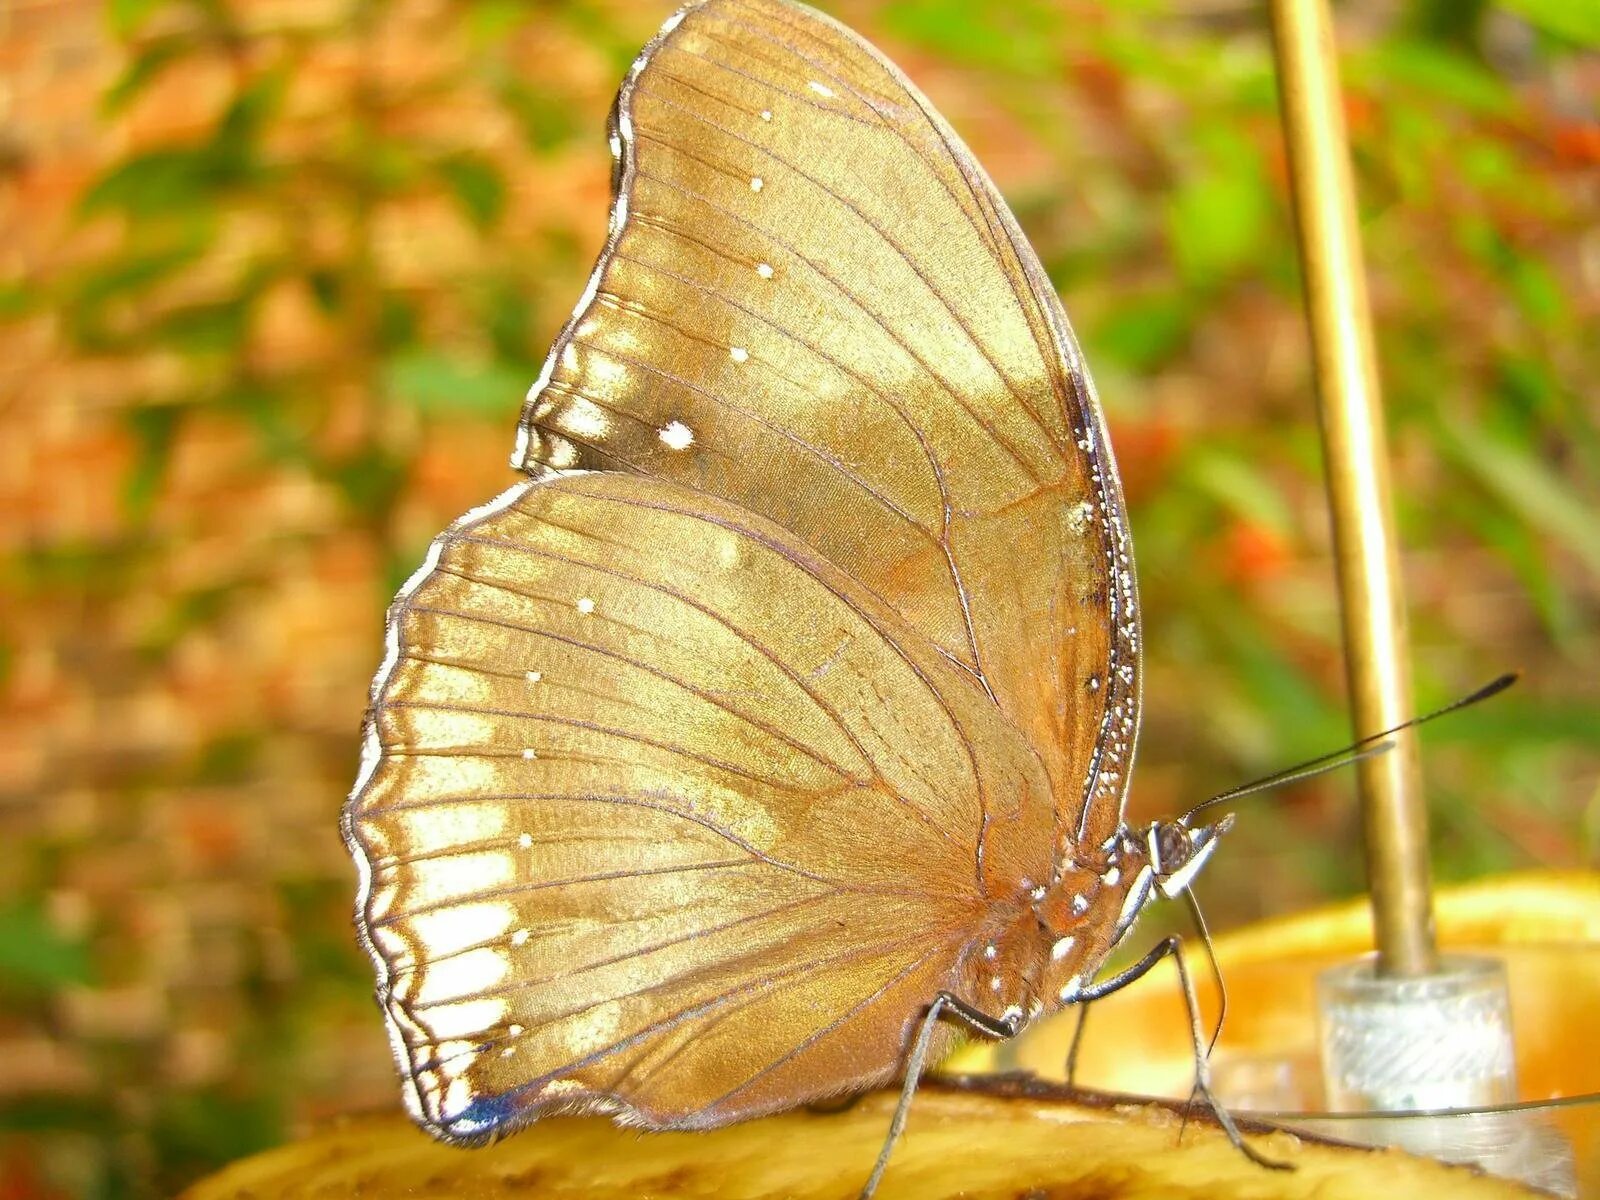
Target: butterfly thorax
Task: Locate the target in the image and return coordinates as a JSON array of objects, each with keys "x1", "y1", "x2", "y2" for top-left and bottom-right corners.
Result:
[
  {"x1": 1028, "y1": 833, "x2": 1154, "y2": 1008},
  {"x1": 1020, "y1": 815, "x2": 1233, "y2": 1012}
]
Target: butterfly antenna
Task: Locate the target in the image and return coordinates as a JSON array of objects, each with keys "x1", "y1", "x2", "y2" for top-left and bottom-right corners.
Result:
[
  {"x1": 1179, "y1": 673, "x2": 1518, "y2": 826},
  {"x1": 1187, "y1": 740, "x2": 1395, "y2": 816}
]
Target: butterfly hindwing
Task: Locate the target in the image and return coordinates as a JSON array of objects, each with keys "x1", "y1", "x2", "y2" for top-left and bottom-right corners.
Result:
[{"x1": 347, "y1": 472, "x2": 1056, "y2": 1136}]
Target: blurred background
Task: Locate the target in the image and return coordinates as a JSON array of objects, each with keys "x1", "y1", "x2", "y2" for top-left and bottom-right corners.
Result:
[{"x1": 0, "y1": 0, "x2": 1594, "y2": 1194}]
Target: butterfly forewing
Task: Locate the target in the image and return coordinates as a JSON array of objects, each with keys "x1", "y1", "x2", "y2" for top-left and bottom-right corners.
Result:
[
  {"x1": 348, "y1": 0, "x2": 1144, "y2": 1143},
  {"x1": 515, "y1": 0, "x2": 1139, "y2": 850}
]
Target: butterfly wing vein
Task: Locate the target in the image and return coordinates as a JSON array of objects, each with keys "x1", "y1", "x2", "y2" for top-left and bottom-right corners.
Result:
[{"x1": 347, "y1": 0, "x2": 1141, "y2": 1142}]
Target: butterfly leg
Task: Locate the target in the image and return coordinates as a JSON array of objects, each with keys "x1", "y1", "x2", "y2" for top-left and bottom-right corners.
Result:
[
  {"x1": 1064, "y1": 1001, "x2": 1091, "y2": 1087},
  {"x1": 858, "y1": 992, "x2": 1022, "y2": 1200},
  {"x1": 1073, "y1": 937, "x2": 1292, "y2": 1171}
]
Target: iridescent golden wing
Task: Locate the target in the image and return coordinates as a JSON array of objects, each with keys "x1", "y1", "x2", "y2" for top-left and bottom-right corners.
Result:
[
  {"x1": 346, "y1": 472, "x2": 1057, "y2": 1136},
  {"x1": 514, "y1": 0, "x2": 1140, "y2": 853},
  {"x1": 347, "y1": 0, "x2": 1147, "y2": 1146}
]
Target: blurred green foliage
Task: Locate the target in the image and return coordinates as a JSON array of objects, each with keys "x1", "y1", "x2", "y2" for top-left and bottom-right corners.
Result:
[{"x1": 3, "y1": 0, "x2": 1596, "y2": 1195}]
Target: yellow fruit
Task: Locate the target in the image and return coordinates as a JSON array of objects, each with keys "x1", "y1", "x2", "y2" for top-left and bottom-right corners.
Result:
[{"x1": 181, "y1": 1077, "x2": 1539, "y2": 1200}]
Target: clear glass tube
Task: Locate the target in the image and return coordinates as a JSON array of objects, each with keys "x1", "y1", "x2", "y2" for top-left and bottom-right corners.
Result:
[{"x1": 1317, "y1": 953, "x2": 1516, "y2": 1112}]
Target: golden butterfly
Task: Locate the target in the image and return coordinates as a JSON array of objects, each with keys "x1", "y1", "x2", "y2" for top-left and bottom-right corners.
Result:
[{"x1": 343, "y1": 0, "x2": 1255, "y2": 1192}]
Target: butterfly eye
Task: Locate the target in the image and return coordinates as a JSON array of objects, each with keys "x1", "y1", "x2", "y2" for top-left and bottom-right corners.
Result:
[{"x1": 1152, "y1": 822, "x2": 1193, "y2": 878}]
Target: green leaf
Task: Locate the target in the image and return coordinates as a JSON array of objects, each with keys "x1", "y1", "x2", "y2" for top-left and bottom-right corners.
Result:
[
  {"x1": 1181, "y1": 446, "x2": 1294, "y2": 534},
  {"x1": 229, "y1": 381, "x2": 312, "y2": 467},
  {"x1": 377, "y1": 292, "x2": 420, "y2": 353},
  {"x1": 436, "y1": 152, "x2": 506, "y2": 229},
  {"x1": 1457, "y1": 490, "x2": 1578, "y2": 639},
  {"x1": 79, "y1": 148, "x2": 218, "y2": 217},
  {"x1": 1360, "y1": 39, "x2": 1512, "y2": 115},
  {"x1": 466, "y1": 0, "x2": 529, "y2": 42},
  {"x1": 1441, "y1": 417, "x2": 1600, "y2": 578},
  {"x1": 556, "y1": 2, "x2": 663, "y2": 74},
  {"x1": 1164, "y1": 129, "x2": 1271, "y2": 288},
  {"x1": 80, "y1": 145, "x2": 261, "y2": 221},
  {"x1": 322, "y1": 444, "x2": 407, "y2": 521},
  {"x1": 1509, "y1": 256, "x2": 1567, "y2": 326},
  {"x1": 500, "y1": 80, "x2": 579, "y2": 153},
  {"x1": 136, "y1": 582, "x2": 234, "y2": 659},
  {"x1": 306, "y1": 267, "x2": 344, "y2": 314},
  {"x1": 107, "y1": 0, "x2": 165, "y2": 37},
  {"x1": 1407, "y1": 0, "x2": 1491, "y2": 46},
  {"x1": 75, "y1": 237, "x2": 207, "y2": 312},
  {"x1": 1205, "y1": 603, "x2": 1345, "y2": 761},
  {"x1": 478, "y1": 273, "x2": 541, "y2": 363},
  {"x1": 7, "y1": 539, "x2": 145, "y2": 599},
  {"x1": 122, "y1": 403, "x2": 184, "y2": 516},
  {"x1": 1457, "y1": 139, "x2": 1517, "y2": 192},
  {"x1": 146, "y1": 296, "x2": 252, "y2": 354},
  {"x1": 196, "y1": 731, "x2": 262, "y2": 785},
  {"x1": 0, "y1": 902, "x2": 93, "y2": 993},
  {"x1": 0, "y1": 281, "x2": 34, "y2": 319},
  {"x1": 385, "y1": 348, "x2": 526, "y2": 417},
  {"x1": 103, "y1": 34, "x2": 190, "y2": 114},
  {"x1": 881, "y1": 0, "x2": 1062, "y2": 76},
  {"x1": 0, "y1": 1093, "x2": 118, "y2": 1135},
  {"x1": 1494, "y1": 0, "x2": 1600, "y2": 46},
  {"x1": 1089, "y1": 293, "x2": 1192, "y2": 372},
  {"x1": 213, "y1": 70, "x2": 286, "y2": 161},
  {"x1": 150, "y1": 1087, "x2": 284, "y2": 1193}
]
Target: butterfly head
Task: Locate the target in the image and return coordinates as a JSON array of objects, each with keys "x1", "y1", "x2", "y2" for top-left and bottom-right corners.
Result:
[
  {"x1": 1034, "y1": 814, "x2": 1228, "y2": 1006},
  {"x1": 1146, "y1": 812, "x2": 1233, "y2": 900}
]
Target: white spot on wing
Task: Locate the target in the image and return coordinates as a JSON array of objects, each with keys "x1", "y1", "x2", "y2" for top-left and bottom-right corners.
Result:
[
  {"x1": 560, "y1": 396, "x2": 609, "y2": 439},
  {"x1": 749, "y1": 176, "x2": 763, "y2": 192},
  {"x1": 729, "y1": 346, "x2": 749, "y2": 364},
  {"x1": 422, "y1": 996, "x2": 506, "y2": 1042},
  {"x1": 659, "y1": 420, "x2": 694, "y2": 450},
  {"x1": 576, "y1": 596, "x2": 596, "y2": 614},
  {"x1": 808, "y1": 80, "x2": 834, "y2": 98},
  {"x1": 589, "y1": 353, "x2": 631, "y2": 387},
  {"x1": 756, "y1": 262, "x2": 774, "y2": 279}
]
